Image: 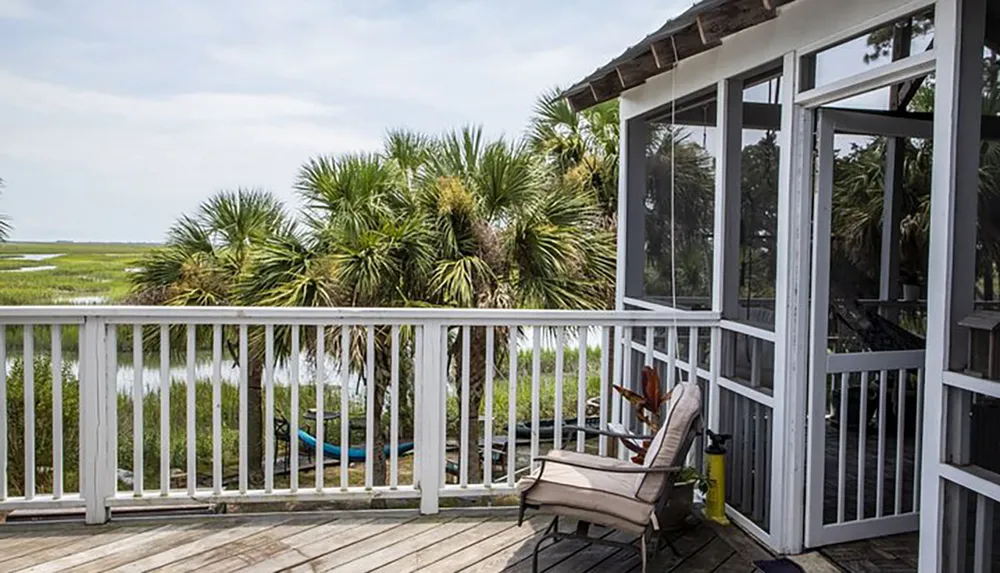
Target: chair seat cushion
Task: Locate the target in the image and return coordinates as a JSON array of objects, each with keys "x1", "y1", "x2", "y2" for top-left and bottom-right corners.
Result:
[{"x1": 517, "y1": 451, "x2": 655, "y2": 531}]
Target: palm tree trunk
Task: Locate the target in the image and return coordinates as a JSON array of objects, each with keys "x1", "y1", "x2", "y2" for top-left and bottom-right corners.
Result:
[
  {"x1": 247, "y1": 357, "x2": 264, "y2": 486},
  {"x1": 371, "y1": 366, "x2": 390, "y2": 489}
]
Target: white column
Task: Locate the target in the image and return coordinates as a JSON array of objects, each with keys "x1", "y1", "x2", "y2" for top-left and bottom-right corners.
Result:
[
  {"x1": 770, "y1": 51, "x2": 813, "y2": 555},
  {"x1": 418, "y1": 322, "x2": 444, "y2": 514},
  {"x1": 80, "y1": 317, "x2": 111, "y2": 524},
  {"x1": 920, "y1": 0, "x2": 985, "y2": 570}
]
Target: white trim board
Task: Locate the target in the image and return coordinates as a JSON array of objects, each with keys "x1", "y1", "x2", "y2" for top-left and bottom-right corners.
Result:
[{"x1": 620, "y1": 0, "x2": 934, "y2": 120}]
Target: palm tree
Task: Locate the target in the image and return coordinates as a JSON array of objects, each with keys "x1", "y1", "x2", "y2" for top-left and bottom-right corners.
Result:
[
  {"x1": 417, "y1": 126, "x2": 615, "y2": 482},
  {"x1": 242, "y1": 151, "x2": 433, "y2": 487},
  {"x1": 251, "y1": 127, "x2": 615, "y2": 486},
  {"x1": 528, "y1": 89, "x2": 620, "y2": 226},
  {"x1": 130, "y1": 188, "x2": 291, "y2": 483}
]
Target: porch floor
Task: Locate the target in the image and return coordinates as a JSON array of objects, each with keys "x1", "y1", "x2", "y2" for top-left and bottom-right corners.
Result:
[
  {"x1": 0, "y1": 511, "x2": 771, "y2": 572},
  {"x1": 820, "y1": 533, "x2": 919, "y2": 573}
]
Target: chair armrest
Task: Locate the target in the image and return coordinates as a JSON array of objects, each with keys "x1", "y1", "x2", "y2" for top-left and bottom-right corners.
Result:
[
  {"x1": 563, "y1": 425, "x2": 656, "y2": 441},
  {"x1": 533, "y1": 455, "x2": 682, "y2": 475}
]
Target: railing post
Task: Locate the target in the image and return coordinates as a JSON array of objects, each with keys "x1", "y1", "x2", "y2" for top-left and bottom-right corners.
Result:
[
  {"x1": 80, "y1": 316, "x2": 111, "y2": 524},
  {"x1": 417, "y1": 322, "x2": 443, "y2": 514}
]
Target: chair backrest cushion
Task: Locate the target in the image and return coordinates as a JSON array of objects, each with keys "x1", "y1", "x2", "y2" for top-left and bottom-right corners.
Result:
[{"x1": 633, "y1": 382, "x2": 702, "y2": 502}]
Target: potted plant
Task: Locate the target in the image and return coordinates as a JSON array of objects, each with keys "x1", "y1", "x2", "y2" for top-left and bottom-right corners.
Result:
[
  {"x1": 613, "y1": 367, "x2": 706, "y2": 528},
  {"x1": 660, "y1": 466, "x2": 709, "y2": 530}
]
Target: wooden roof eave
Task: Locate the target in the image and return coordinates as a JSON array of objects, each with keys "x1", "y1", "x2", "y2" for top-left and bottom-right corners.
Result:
[{"x1": 564, "y1": 0, "x2": 795, "y2": 112}]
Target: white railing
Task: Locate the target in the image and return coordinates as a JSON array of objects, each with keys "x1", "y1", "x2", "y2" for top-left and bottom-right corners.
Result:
[
  {"x1": 808, "y1": 349, "x2": 925, "y2": 545},
  {"x1": 0, "y1": 306, "x2": 720, "y2": 523}
]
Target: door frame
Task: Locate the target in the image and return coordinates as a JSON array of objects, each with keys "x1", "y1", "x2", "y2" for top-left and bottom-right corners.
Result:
[{"x1": 804, "y1": 108, "x2": 933, "y2": 548}]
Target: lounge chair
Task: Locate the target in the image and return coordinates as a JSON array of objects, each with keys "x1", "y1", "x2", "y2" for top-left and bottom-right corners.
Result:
[{"x1": 516, "y1": 382, "x2": 703, "y2": 573}]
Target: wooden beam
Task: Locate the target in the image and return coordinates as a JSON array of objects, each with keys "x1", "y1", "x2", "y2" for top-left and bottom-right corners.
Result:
[
  {"x1": 695, "y1": 0, "x2": 776, "y2": 47},
  {"x1": 696, "y1": 14, "x2": 710, "y2": 46},
  {"x1": 650, "y1": 42, "x2": 663, "y2": 69}
]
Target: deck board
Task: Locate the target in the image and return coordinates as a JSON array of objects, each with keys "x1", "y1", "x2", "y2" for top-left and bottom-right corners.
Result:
[{"x1": 0, "y1": 512, "x2": 768, "y2": 572}]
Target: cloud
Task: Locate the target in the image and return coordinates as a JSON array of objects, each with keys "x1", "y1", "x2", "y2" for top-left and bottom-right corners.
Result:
[
  {"x1": 0, "y1": 0, "x2": 685, "y2": 241},
  {"x1": 0, "y1": 0, "x2": 37, "y2": 20}
]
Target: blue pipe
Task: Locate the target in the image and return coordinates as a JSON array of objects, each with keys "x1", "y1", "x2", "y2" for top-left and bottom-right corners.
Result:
[{"x1": 297, "y1": 429, "x2": 415, "y2": 463}]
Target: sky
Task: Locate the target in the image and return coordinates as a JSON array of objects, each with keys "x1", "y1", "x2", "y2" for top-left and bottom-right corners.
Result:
[{"x1": 0, "y1": 0, "x2": 690, "y2": 242}]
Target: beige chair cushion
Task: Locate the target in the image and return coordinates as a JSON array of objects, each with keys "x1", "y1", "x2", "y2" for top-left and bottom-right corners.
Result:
[
  {"x1": 633, "y1": 382, "x2": 702, "y2": 502},
  {"x1": 517, "y1": 451, "x2": 655, "y2": 533}
]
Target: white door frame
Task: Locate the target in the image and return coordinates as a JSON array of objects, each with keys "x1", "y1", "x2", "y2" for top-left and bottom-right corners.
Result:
[{"x1": 804, "y1": 108, "x2": 933, "y2": 548}]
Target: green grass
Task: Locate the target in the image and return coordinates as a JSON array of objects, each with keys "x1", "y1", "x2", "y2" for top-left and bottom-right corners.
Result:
[{"x1": 0, "y1": 242, "x2": 154, "y2": 305}]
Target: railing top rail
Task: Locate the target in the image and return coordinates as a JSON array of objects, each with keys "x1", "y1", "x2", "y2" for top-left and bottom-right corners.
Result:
[{"x1": 0, "y1": 306, "x2": 721, "y2": 326}]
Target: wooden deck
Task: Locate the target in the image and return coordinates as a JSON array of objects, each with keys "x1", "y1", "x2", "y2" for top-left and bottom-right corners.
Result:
[{"x1": 0, "y1": 511, "x2": 771, "y2": 572}]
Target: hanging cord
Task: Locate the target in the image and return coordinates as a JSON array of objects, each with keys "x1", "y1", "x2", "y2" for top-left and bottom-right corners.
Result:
[{"x1": 670, "y1": 36, "x2": 686, "y2": 383}]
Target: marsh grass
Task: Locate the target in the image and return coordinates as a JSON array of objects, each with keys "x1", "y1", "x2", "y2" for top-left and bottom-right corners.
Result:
[{"x1": 0, "y1": 242, "x2": 153, "y2": 305}]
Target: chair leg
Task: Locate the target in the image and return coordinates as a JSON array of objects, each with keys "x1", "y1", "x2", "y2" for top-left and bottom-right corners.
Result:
[
  {"x1": 640, "y1": 535, "x2": 648, "y2": 573},
  {"x1": 532, "y1": 531, "x2": 558, "y2": 573}
]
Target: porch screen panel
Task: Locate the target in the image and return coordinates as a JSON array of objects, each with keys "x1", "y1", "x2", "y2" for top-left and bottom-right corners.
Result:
[
  {"x1": 642, "y1": 92, "x2": 717, "y2": 310},
  {"x1": 738, "y1": 75, "x2": 782, "y2": 330}
]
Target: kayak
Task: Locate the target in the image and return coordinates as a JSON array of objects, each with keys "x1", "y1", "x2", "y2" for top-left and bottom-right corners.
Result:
[{"x1": 297, "y1": 429, "x2": 415, "y2": 462}]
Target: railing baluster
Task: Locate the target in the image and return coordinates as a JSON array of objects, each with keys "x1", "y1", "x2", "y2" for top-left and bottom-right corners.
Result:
[
  {"x1": 52, "y1": 325, "x2": 63, "y2": 499},
  {"x1": 186, "y1": 325, "x2": 196, "y2": 496},
  {"x1": 913, "y1": 368, "x2": 924, "y2": 512},
  {"x1": 894, "y1": 368, "x2": 905, "y2": 515},
  {"x1": 507, "y1": 326, "x2": 517, "y2": 487},
  {"x1": 413, "y1": 326, "x2": 422, "y2": 486},
  {"x1": 264, "y1": 324, "x2": 275, "y2": 494},
  {"x1": 974, "y1": 493, "x2": 994, "y2": 573},
  {"x1": 390, "y1": 325, "x2": 400, "y2": 489},
  {"x1": 857, "y1": 370, "x2": 869, "y2": 521},
  {"x1": 620, "y1": 326, "x2": 632, "y2": 441},
  {"x1": 554, "y1": 327, "x2": 565, "y2": 450},
  {"x1": 644, "y1": 326, "x2": 654, "y2": 367},
  {"x1": 666, "y1": 326, "x2": 677, "y2": 391},
  {"x1": 837, "y1": 372, "x2": 848, "y2": 523},
  {"x1": 159, "y1": 325, "x2": 169, "y2": 496},
  {"x1": 340, "y1": 325, "x2": 349, "y2": 490},
  {"x1": 753, "y1": 401, "x2": 764, "y2": 523},
  {"x1": 316, "y1": 325, "x2": 325, "y2": 492},
  {"x1": 106, "y1": 325, "x2": 118, "y2": 497},
  {"x1": 484, "y1": 327, "x2": 494, "y2": 486},
  {"x1": 741, "y1": 393, "x2": 752, "y2": 512},
  {"x1": 687, "y1": 327, "x2": 700, "y2": 467},
  {"x1": 460, "y1": 325, "x2": 470, "y2": 487},
  {"x1": 212, "y1": 324, "x2": 222, "y2": 495},
  {"x1": 23, "y1": 325, "x2": 34, "y2": 500},
  {"x1": 530, "y1": 328, "x2": 541, "y2": 471},
  {"x1": 0, "y1": 326, "x2": 6, "y2": 501},
  {"x1": 132, "y1": 324, "x2": 143, "y2": 496},
  {"x1": 611, "y1": 326, "x2": 623, "y2": 434},
  {"x1": 365, "y1": 325, "x2": 375, "y2": 490},
  {"x1": 599, "y1": 327, "x2": 610, "y2": 457},
  {"x1": 290, "y1": 325, "x2": 300, "y2": 494},
  {"x1": 750, "y1": 338, "x2": 762, "y2": 388},
  {"x1": 876, "y1": 369, "x2": 887, "y2": 518},
  {"x1": 238, "y1": 324, "x2": 248, "y2": 494},
  {"x1": 576, "y1": 327, "x2": 588, "y2": 453},
  {"x1": 439, "y1": 327, "x2": 447, "y2": 489}
]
